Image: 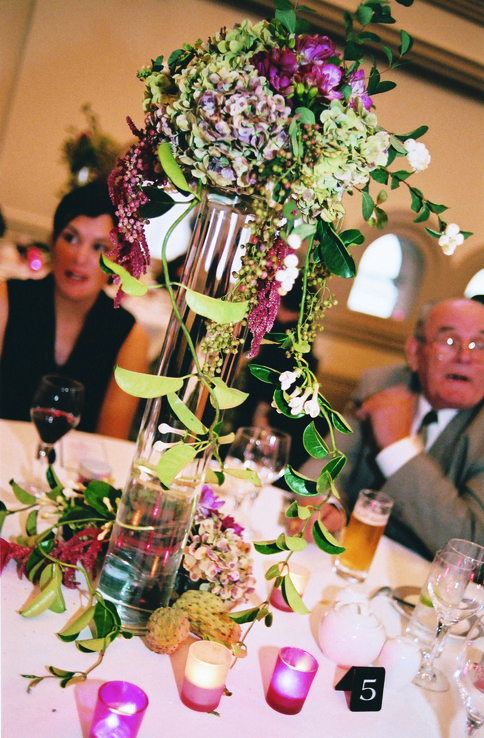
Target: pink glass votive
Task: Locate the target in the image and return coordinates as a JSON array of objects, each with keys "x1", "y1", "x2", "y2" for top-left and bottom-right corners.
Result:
[
  {"x1": 266, "y1": 647, "x2": 319, "y2": 714},
  {"x1": 181, "y1": 640, "x2": 232, "y2": 712},
  {"x1": 88, "y1": 681, "x2": 148, "y2": 738},
  {"x1": 269, "y1": 563, "x2": 310, "y2": 612}
]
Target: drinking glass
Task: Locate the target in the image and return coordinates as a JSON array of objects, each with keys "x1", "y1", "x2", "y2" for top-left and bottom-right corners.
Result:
[
  {"x1": 223, "y1": 426, "x2": 291, "y2": 530},
  {"x1": 29, "y1": 374, "x2": 84, "y2": 492},
  {"x1": 413, "y1": 548, "x2": 484, "y2": 692},
  {"x1": 454, "y1": 618, "x2": 484, "y2": 736},
  {"x1": 333, "y1": 488, "x2": 394, "y2": 582}
]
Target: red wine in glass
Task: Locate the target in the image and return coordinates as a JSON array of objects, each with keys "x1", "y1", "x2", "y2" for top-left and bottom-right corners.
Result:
[{"x1": 29, "y1": 375, "x2": 84, "y2": 490}]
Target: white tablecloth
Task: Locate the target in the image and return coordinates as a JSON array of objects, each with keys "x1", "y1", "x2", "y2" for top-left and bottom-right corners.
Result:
[{"x1": 0, "y1": 420, "x2": 468, "y2": 737}]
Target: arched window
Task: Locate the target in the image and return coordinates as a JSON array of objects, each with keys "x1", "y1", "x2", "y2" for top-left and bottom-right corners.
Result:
[
  {"x1": 347, "y1": 233, "x2": 424, "y2": 321},
  {"x1": 464, "y1": 269, "x2": 484, "y2": 299}
]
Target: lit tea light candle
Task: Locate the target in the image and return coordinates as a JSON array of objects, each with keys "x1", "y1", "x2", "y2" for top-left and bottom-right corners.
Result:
[
  {"x1": 269, "y1": 563, "x2": 310, "y2": 612},
  {"x1": 88, "y1": 681, "x2": 148, "y2": 738},
  {"x1": 181, "y1": 640, "x2": 232, "y2": 712},
  {"x1": 266, "y1": 647, "x2": 319, "y2": 714}
]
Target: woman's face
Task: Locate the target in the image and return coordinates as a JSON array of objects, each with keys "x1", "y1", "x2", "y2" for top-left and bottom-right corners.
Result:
[{"x1": 51, "y1": 214, "x2": 114, "y2": 303}]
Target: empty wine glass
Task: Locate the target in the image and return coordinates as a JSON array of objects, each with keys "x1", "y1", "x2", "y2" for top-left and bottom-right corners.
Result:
[
  {"x1": 455, "y1": 618, "x2": 484, "y2": 736},
  {"x1": 223, "y1": 426, "x2": 291, "y2": 532},
  {"x1": 413, "y1": 548, "x2": 484, "y2": 692},
  {"x1": 29, "y1": 374, "x2": 84, "y2": 492}
]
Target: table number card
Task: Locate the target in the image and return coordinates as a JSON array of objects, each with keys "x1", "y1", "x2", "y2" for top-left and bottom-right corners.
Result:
[{"x1": 335, "y1": 666, "x2": 385, "y2": 712}]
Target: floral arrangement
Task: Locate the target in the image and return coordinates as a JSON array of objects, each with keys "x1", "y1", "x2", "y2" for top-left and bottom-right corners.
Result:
[
  {"x1": 174, "y1": 486, "x2": 256, "y2": 606},
  {"x1": 105, "y1": 0, "x2": 470, "y2": 505},
  {"x1": 0, "y1": 472, "x2": 254, "y2": 687},
  {"x1": 60, "y1": 103, "x2": 120, "y2": 192}
]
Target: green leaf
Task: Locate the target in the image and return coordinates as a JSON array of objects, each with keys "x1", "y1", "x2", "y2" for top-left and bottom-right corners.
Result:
[
  {"x1": 184, "y1": 288, "x2": 248, "y2": 324},
  {"x1": 339, "y1": 229, "x2": 365, "y2": 247},
  {"x1": 248, "y1": 364, "x2": 280, "y2": 384},
  {"x1": 294, "y1": 106, "x2": 315, "y2": 125},
  {"x1": 157, "y1": 443, "x2": 197, "y2": 487},
  {"x1": 320, "y1": 454, "x2": 347, "y2": 482},
  {"x1": 399, "y1": 29, "x2": 413, "y2": 55},
  {"x1": 414, "y1": 203, "x2": 430, "y2": 223},
  {"x1": 265, "y1": 564, "x2": 282, "y2": 580},
  {"x1": 58, "y1": 605, "x2": 97, "y2": 642},
  {"x1": 312, "y1": 519, "x2": 345, "y2": 555},
  {"x1": 100, "y1": 256, "x2": 148, "y2": 296},
  {"x1": 0, "y1": 505, "x2": 7, "y2": 534},
  {"x1": 229, "y1": 606, "x2": 261, "y2": 624},
  {"x1": 253, "y1": 540, "x2": 286, "y2": 555},
  {"x1": 303, "y1": 422, "x2": 329, "y2": 458},
  {"x1": 9, "y1": 479, "x2": 36, "y2": 505},
  {"x1": 316, "y1": 220, "x2": 356, "y2": 279},
  {"x1": 157, "y1": 142, "x2": 192, "y2": 193},
  {"x1": 284, "y1": 466, "x2": 319, "y2": 496},
  {"x1": 395, "y1": 125, "x2": 429, "y2": 141},
  {"x1": 76, "y1": 637, "x2": 111, "y2": 653},
  {"x1": 19, "y1": 577, "x2": 60, "y2": 617},
  {"x1": 370, "y1": 168, "x2": 389, "y2": 185},
  {"x1": 138, "y1": 186, "x2": 176, "y2": 219},
  {"x1": 114, "y1": 366, "x2": 183, "y2": 398},
  {"x1": 281, "y1": 575, "x2": 310, "y2": 614},
  {"x1": 361, "y1": 191, "x2": 374, "y2": 221},
  {"x1": 284, "y1": 534, "x2": 307, "y2": 552},
  {"x1": 167, "y1": 392, "x2": 207, "y2": 435},
  {"x1": 210, "y1": 377, "x2": 249, "y2": 410},
  {"x1": 26, "y1": 509, "x2": 39, "y2": 537},
  {"x1": 39, "y1": 564, "x2": 66, "y2": 613},
  {"x1": 276, "y1": 7, "x2": 297, "y2": 33},
  {"x1": 356, "y1": 4, "x2": 373, "y2": 26},
  {"x1": 224, "y1": 465, "x2": 260, "y2": 487}
]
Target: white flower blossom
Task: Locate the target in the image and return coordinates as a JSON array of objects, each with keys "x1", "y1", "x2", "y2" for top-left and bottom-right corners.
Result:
[
  {"x1": 438, "y1": 222, "x2": 464, "y2": 255},
  {"x1": 275, "y1": 255, "x2": 299, "y2": 295},
  {"x1": 404, "y1": 139, "x2": 431, "y2": 173},
  {"x1": 304, "y1": 386, "x2": 320, "y2": 418},
  {"x1": 287, "y1": 233, "x2": 302, "y2": 250},
  {"x1": 158, "y1": 423, "x2": 185, "y2": 435},
  {"x1": 288, "y1": 386, "x2": 311, "y2": 415},
  {"x1": 279, "y1": 368, "x2": 302, "y2": 391}
]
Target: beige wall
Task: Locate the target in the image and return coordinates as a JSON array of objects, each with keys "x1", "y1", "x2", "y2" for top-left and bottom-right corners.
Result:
[{"x1": 1, "y1": 0, "x2": 483, "y2": 408}]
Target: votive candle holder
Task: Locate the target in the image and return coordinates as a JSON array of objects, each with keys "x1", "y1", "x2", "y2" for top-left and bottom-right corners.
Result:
[
  {"x1": 181, "y1": 640, "x2": 232, "y2": 712},
  {"x1": 88, "y1": 680, "x2": 148, "y2": 738},
  {"x1": 266, "y1": 647, "x2": 319, "y2": 714}
]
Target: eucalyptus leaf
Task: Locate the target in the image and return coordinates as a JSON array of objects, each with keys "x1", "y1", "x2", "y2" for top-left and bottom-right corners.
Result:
[
  {"x1": 228, "y1": 606, "x2": 260, "y2": 624},
  {"x1": 265, "y1": 564, "x2": 282, "y2": 580},
  {"x1": 253, "y1": 540, "x2": 284, "y2": 555},
  {"x1": 184, "y1": 288, "x2": 248, "y2": 324},
  {"x1": 26, "y1": 509, "x2": 39, "y2": 537},
  {"x1": 100, "y1": 256, "x2": 148, "y2": 296},
  {"x1": 284, "y1": 534, "x2": 307, "y2": 552},
  {"x1": 114, "y1": 366, "x2": 183, "y2": 398}
]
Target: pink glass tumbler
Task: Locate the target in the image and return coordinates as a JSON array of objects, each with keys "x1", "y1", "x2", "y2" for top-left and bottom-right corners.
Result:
[
  {"x1": 266, "y1": 647, "x2": 319, "y2": 714},
  {"x1": 88, "y1": 681, "x2": 149, "y2": 738}
]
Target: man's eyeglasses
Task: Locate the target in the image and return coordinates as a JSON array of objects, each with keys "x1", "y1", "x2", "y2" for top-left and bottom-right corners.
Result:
[{"x1": 420, "y1": 334, "x2": 484, "y2": 364}]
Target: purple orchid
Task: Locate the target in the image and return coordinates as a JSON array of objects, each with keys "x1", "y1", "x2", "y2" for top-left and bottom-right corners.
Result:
[
  {"x1": 294, "y1": 34, "x2": 339, "y2": 62},
  {"x1": 348, "y1": 68, "x2": 373, "y2": 110},
  {"x1": 197, "y1": 485, "x2": 225, "y2": 516}
]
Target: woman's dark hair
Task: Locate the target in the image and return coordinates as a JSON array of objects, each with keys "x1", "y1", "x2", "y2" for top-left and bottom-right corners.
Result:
[{"x1": 52, "y1": 180, "x2": 117, "y2": 241}]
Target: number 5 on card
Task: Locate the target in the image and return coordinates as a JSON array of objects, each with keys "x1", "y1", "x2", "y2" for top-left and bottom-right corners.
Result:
[{"x1": 335, "y1": 666, "x2": 385, "y2": 711}]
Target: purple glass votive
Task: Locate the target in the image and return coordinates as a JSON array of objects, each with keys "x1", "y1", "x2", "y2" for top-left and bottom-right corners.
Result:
[
  {"x1": 266, "y1": 647, "x2": 319, "y2": 714},
  {"x1": 88, "y1": 681, "x2": 149, "y2": 738}
]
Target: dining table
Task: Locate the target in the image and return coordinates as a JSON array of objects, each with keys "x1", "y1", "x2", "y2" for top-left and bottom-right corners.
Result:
[{"x1": 0, "y1": 419, "x2": 469, "y2": 737}]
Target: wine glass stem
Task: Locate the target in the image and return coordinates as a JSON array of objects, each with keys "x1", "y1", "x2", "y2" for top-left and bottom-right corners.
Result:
[
  {"x1": 37, "y1": 442, "x2": 56, "y2": 464},
  {"x1": 419, "y1": 620, "x2": 449, "y2": 678}
]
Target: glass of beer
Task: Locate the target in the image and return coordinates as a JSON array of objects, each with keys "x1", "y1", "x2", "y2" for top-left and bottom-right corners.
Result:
[{"x1": 333, "y1": 488, "x2": 394, "y2": 582}]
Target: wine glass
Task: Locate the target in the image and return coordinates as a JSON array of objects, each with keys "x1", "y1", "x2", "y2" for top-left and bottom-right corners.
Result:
[
  {"x1": 454, "y1": 617, "x2": 484, "y2": 736},
  {"x1": 29, "y1": 374, "x2": 84, "y2": 492},
  {"x1": 413, "y1": 548, "x2": 484, "y2": 692},
  {"x1": 223, "y1": 426, "x2": 291, "y2": 531}
]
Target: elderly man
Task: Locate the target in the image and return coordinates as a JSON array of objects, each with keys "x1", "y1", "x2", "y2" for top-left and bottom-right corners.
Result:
[{"x1": 300, "y1": 297, "x2": 484, "y2": 559}]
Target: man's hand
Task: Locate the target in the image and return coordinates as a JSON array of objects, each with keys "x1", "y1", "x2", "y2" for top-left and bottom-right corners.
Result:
[{"x1": 355, "y1": 385, "x2": 418, "y2": 450}]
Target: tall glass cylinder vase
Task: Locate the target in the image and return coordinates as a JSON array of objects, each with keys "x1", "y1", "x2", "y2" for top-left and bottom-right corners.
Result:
[{"x1": 97, "y1": 190, "x2": 256, "y2": 634}]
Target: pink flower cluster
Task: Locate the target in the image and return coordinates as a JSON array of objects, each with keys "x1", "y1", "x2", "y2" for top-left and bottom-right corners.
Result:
[{"x1": 180, "y1": 487, "x2": 256, "y2": 605}]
